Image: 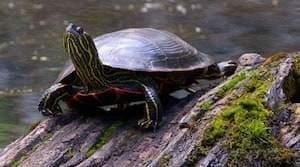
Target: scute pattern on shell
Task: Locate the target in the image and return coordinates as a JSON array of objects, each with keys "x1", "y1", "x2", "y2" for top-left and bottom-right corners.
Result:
[{"x1": 94, "y1": 28, "x2": 214, "y2": 72}]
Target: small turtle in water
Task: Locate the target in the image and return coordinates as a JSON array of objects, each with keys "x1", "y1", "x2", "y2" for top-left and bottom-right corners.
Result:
[{"x1": 38, "y1": 24, "x2": 237, "y2": 129}]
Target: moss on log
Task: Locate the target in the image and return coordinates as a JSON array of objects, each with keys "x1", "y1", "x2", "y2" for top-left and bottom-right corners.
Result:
[{"x1": 0, "y1": 52, "x2": 299, "y2": 167}]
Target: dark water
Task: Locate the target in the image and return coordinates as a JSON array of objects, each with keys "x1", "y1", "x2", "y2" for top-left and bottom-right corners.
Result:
[{"x1": 0, "y1": 0, "x2": 299, "y2": 147}]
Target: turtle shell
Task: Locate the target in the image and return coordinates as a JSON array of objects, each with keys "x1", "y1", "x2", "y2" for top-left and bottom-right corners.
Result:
[
  {"x1": 94, "y1": 28, "x2": 214, "y2": 72},
  {"x1": 56, "y1": 28, "x2": 215, "y2": 83}
]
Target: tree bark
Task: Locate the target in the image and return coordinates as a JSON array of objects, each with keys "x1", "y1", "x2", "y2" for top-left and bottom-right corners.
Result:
[{"x1": 0, "y1": 52, "x2": 299, "y2": 167}]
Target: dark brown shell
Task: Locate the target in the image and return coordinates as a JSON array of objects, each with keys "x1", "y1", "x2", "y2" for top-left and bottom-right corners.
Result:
[
  {"x1": 95, "y1": 28, "x2": 214, "y2": 72},
  {"x1": 56, "y1": 28, "x2": 214, "y2": 83}
]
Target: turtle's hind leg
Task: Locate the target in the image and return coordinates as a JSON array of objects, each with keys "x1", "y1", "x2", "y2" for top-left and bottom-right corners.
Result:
[{"x1": 136, "y1": 80, "x2": 162, "y2": 130}]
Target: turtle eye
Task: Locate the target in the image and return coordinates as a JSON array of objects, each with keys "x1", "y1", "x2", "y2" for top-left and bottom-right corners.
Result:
[
  {"x1": 76, "y1": 26, "x2": 84, "y2": 34},
  {"x1": 66, "y1": 23, "x2": 84, "y2": 35}
]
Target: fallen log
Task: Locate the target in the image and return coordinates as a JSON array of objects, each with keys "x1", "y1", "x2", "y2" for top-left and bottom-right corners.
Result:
[{"x1": 0, "y1": 52, "x2": 299, "y2": 167}]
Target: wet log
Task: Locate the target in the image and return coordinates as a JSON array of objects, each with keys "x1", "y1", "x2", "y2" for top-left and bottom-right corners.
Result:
[{"x1": 0, "y1": 52, "x2": 299, "y2": 167}]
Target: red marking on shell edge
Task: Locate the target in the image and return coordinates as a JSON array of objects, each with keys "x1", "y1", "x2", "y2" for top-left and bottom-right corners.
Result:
[
  {"x1": 76, "y1": 87, "x2": 143, "y2": 96},
  {"x1": 67, "y1": 86, "x2": 144, "y2": 108},
  {"x1": 111, "y1": 87, "x2": 143, "y2": 95}
]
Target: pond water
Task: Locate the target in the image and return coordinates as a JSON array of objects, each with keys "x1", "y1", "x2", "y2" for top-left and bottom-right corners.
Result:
[{"x1": 0, "y1": 0, "x2": 299, "y2": 147}]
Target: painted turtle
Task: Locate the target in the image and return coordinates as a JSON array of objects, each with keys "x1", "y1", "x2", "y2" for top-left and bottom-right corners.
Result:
[{"x1": 38, "y1": 24, "x2": 237, "y2": 129}]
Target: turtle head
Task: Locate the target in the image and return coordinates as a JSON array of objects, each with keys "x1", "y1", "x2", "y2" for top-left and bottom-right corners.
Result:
[
  {"x1": 63, "y1": 23, "x2": 107, "y2": 89},
  {"x1": 66, "y1": 23, "x2": 84, "y2": 36},
  {"x1": 64, "y1": 23, "x2": 98, "y2": 60}
]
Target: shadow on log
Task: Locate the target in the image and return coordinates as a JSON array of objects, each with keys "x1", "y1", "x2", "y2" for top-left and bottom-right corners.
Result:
[{"x1": 0, "y1": 52, "x2": 299, "y2": 167}]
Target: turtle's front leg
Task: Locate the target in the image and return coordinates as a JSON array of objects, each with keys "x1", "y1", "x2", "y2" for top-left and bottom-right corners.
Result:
[
  {"x1": 137, "y1": 81, "x2": 162, "y2": 130},
  {"x1": 38, "y1": 83, "x2": 78, "y2": 116}
]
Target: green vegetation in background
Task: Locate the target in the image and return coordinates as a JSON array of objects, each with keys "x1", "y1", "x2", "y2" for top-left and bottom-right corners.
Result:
[{"x1": 0, "y1": 96, "x2": 28, "y2": 148}]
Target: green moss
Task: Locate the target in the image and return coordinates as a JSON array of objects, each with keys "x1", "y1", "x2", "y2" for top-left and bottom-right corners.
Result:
[
  {"x1": 293, "y1": 53, "x2": 300, "y2": 75},
  {"x1": 201, "y1": 98, "x2": 270, "y2": 147},
  {"x1": 186, "y1": 54, "x2": 300, "y2": 166},
  {"x1": 216, "y1": 71, "x2": 247, "y2": 97},
  {"x1": 201, "y1": 96, "x2": 294, "y2": 166},
  {"x1": 201, "y1": 118, "x2": 229, "y2": 146},
  {"x1": 11, "y1": 160, "x2": 20, "y2": 167},
  {"x1": 158, "y1": 154, "x2": 172, "y2": 167},
  {"x1": 199, "y1": 100, "x2": 213, "y2": 112},
  {"x1": 192, "y1": 71, "x2": 247, "y2": 122},
  {"x1": 184, "y1": 144, "x2": 208, "y2": 167},
  {"x1": 11, "y1": 155, "x2": 28, "y2": 167},
  {"x1": 200, "y1": 66, "x2": 295, "y2": 166},
  {"x1": 86, "y1": 122, "x2": 121, "y2": 157}
]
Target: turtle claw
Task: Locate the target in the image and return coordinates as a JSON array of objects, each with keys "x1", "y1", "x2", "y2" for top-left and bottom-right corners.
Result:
[
  {"x1": 40, "y1": 109, "x2": 53, "y2": 116},
  {"x1": 138, "y1": 119, "x2": 156, "y2": 130},
  {"x1": 39, "y1": 103, "x2": 62, "y2": 116},
  {"x1": 38, "y1": 92, "x2": 63, "y2": 116}
]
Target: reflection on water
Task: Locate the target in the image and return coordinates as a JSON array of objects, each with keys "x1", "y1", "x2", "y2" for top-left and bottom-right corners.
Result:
[{"x1": 0, "y1": 0, "x2": 299, "y2": 147}]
